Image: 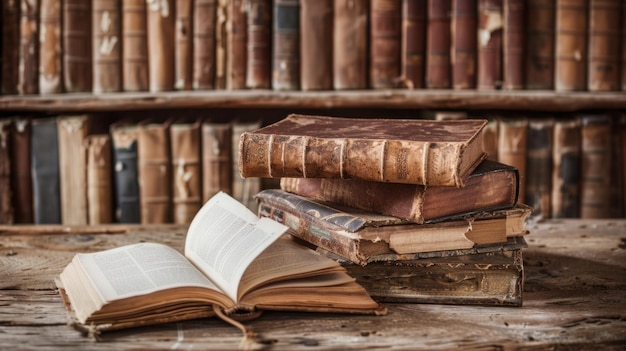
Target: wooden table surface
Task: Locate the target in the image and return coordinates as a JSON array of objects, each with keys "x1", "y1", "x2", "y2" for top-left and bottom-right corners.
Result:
[{"x1": 1, "y1": 219, "x2": 625, "y2": 350}]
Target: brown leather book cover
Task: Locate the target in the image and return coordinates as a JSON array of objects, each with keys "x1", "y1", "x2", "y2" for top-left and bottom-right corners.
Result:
[
  {"x1": 272, "y1": 0, "x2": 300, "y2": 90},
  {"x1": 477, "y1": 0, "x2": 503, "y2": 90},
  {"x1": 370, "y1": 0, "x2": 402, "y2": 89},
  {"x1": 401, "y1": 0, "x2": 427, "y2": 89},
  {"x1": 193, "y1": 0, "x2": 217, "y2": 89},
  {"x1": 552, "y1": 118, "x2": 580, "y2": 218},
  {"x1": 57, "y1": 115, "x2": 91, "y2": 225},
  {"x1": 0, "y1": 120, "x2": 13, "y2": 224},
  {"x1": 170, "y1": 120, "x2": 202, "y2": 224},
  {"x1": 63, "y1": 0, "x2": 92, "y2": 92},
  {"x1": 451, "y1": 0, "x2": 478, "y2": 89},
  {"x1": 19, "y1": 0, "x2": 39, "y2": 95},
  {"x1": 525, "y1": 0, "x2": 555, "y2": 90},
  {"x1": 579, "y1": 114, "x2": 611, "y2": 218},
  {"x1": 39, "y1": 0, "x2": 63, "y2": 94},
  {"x1": 497, "y1": 117, "x2": 527, "y2": 202},
  {"x1": 147, "y1": 0, "x2": 175, "y2": 92},
  {"x1": 232, "y1": 119, "x2": 261, "y2": 210},
  {"x1": 426, "y1": 0, "x2": 452, "y2": 89},
  {"x1": 333, "y1": 0, "x2": 369, "y2": 90},
  {"x1": 300, "y1": 0, "x2": 333, "y2": 91},
  {"x1": 9, "y1": 118, "x2": 33, "y2": 223},
  {"x1": 93, "y1": 0, "x2": 122, "y2": 93},
  {"x1": 86, "y1": 134, "x2": 113, "y2": 224},
  {"x1": 202, "y1": 121, "x2": 232, "y2": 202},
  {"x1": 239, "y1": 114, "x2": 488, "y2": 187},
  {"x1": 502, "y1": 0, "x2": 524, "y2": 90},
  {"x1": 215, "y1": 0, "x2": 228, "y2": 89},
  {"x1": 482, "y1": 117, "x2": 499, "y2": 161},
  {"x1": 525, "y1": 119, "x2": 554, "y2": 219},
  {"x1": 2, "y1": 0, "x2": 20, "y2": 95},
  {"x1": 137, "y1": 119, "x2": 173, "y2": 224},
  {"x1": 245, "y1": 0, "x2": 271, "y2": 89},
  {"x1": 227, "y1": 0, "x2": 247, "y2": 90},
  {"x1": 555, "y1": 0, "x2": 588, "y2": 91},
  {"x1": 587, "y1": 0, "x2": 621, "y2": 91},
  {"x1": 122, "y1": 0, "x2": 149, "y2": 91},
  {"x1": 175, "y1": 0, "x2": 193, "y2": 90}
]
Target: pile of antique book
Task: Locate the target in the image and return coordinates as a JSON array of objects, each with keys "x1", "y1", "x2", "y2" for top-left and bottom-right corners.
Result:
[{"x1": 240, "y1": 114, "x2": 532, "y2": 306}]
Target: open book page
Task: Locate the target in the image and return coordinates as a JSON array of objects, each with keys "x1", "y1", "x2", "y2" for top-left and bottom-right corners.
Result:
[{"x1": 184, "y1": 192, "x2": 289, "y2": 302}]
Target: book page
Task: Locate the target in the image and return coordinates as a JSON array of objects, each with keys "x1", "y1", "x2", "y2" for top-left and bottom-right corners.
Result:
[{"x1": 184, "y1": 191, "x2": 288, "y2": 302}]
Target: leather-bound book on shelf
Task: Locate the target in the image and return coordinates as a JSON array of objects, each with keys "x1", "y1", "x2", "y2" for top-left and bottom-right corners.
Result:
[
  {"x1": 9, "y1": 118, "x2": 33, "y2": 223},
  {"x1": 193, "y1": 0, "x2": 217, "y2": 90},
  {"x1": 525, "y1": 119, "x2": 554, "y2": 219},
  {"x1": 497, "y1": 117, "x2": 527, "y2": 202},
  {"x1": 300, "y1": 0, "x2": 333, "y2": 91},
  {"x1": 202, "y1": 121, "x2": 232, "y2": 202},
  {"x1": 110, "y1": 122, "x2": 141, "y2": 223},
  {"x1": 63, "y1": 0, "x2": 92, "y2": 92},
  {"x1": 174, "y1": 0, "x2": 193, "y2": 90},
  {"x1": 122, "y1": 0, "x2": 149, "y2": 91},
  {"x1": 425, "y1": 0, "x2": 452, "y2": 89},
  {"x1": 86, "y1": 134, "x2": 113, "y2": 224},
  {"x1": 19, "y1": 0, "x2": 39, "y2": 95},
  {"x1": 477, "y1": 0, "x2": 503, "y2": 90},
  {"x1": 147, "y1": 0, "x2": 175, "y2": 92},
  {"x1": 551, "y1": 118, "x2": 580, "y2": 218},
  {"x1": 587, "y1": 0, "x2": 621, "y2": 91},
  {"x1": 215, "y1": 0, "x2": 228, "y2": 89},
  {"x1": 227, "y1": 0, "x2": 247, "y2": 90},
  {"x1": 39, "y1": 0, "x2": 63, "y2": 94},
  {"x1": 93, "y1": 0, "x2": 122, "y2": 93},
  {"x1": 137, "y1": 119, "x2": 173, "y2": 224},
  {"x1": 232, "y1": 119, "x2": 261, "y2": 210},
  {"x1": 0, "y1": 121, "x2": 12, "y2": 224},
  {"x1": 2, "y1": 0, "x2": 19, "y2": 95},
  {"x1": 31, "y1": 118, "x2": 61, "y2": 224},
  {"x1": 245, "y1": 0, "x2": 271, "y2": 89},
  {"x1": 239, "y1": 114, "x2": 488, "y2": 187},
  {"x1": 623, "y1": 3, "x2": 626, "y2": 91},
  {"x1": 579, "y1": 114, "x2": 612, "y2": 218},
  {"x1": 502, "y1": 0, "x2": 524, "y2": 90},
  {"x1": 401, "y1": 0, "x2": 427, "y2": 89},
  {"x1": 333, "y1": 0, "x2": 369, "y2": 90},
  {"x1": 370, "y1": 0, "x2": 402, "y2": 89},
  {"x1": 482, "y1": 117, "x2": 499, "y2": 161},
  {"x1": 555, "y1": 0, "x2": 588, "y2": 91},
  {"x1": 170, "y1": 120, "x2": 202, "y2": 224},
  {"x1": 272, "y1": 0, "x2": 300, "y2": 90},
  {"x1": 525, "y1": 0, "x2": 555, "y2": 90},
  {"x1": 451, "y1": 0, "x2": 478, "y2": 89}
]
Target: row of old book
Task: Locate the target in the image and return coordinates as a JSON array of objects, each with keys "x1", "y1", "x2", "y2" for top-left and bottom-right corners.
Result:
[{"x1": 2, "y1": 0, "x2": 625, "y2": 95}]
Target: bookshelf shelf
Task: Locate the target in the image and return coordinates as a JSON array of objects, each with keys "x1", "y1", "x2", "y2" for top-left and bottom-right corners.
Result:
[{"x1": 1, "y1": 90, "x2": 625, "y2": 113}]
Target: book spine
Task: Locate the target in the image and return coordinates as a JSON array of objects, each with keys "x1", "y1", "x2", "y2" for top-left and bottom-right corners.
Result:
[
  {"x1": 147, "y1": 0, "x2": 175, "y2": 92},
  {"x1": 138, "y1": 121, "x2": 172, "y2": 224},
  {"x1": 621, "y1": 114, "x2": 626, "y2": 216},
  {"x1": 215, "y1": 0, "x2": 228, "y2": 89},
  {"x1": 300, "y1": 0, "x2": 333, "y2": 91},
  {"x1": 0, "y1": 121, "x2": 13, "y2": 224},
  {"x1": 63, "y1": 0, "x2": 92, "y2": 92},
  {"x1": 451, "y1": 0, "x2": 478, "y2": 90},
  {"x1": 93, "y1": 0, "x2": 122, "y2": 93},
  {"x1": 232, "y1": 120, "x2": 261, "y2": 210},
  {"x1": 333, "y1": 0, "x2": 369, "y2": 90},
  {"x1": 2, "y1": 0, "x2": 20, "y2": 95},
  {"x1": 227, "y1": 0, "x2": 247, "y2": 89},
  {"x1": 193, "y1": 0, "x2": 217, "y2": 89},
  {"x1": 502, "y1": 0, "x2": 524, "y2": 90},
  {"x1": 170, "y1": 121, "x2": 202, "y2": 224},
  {"x1": 555, "y1": 0, "x2": 588, "y2": 91},
  {"x1": 482, "y1": 118, "x2": 499, "y2": 161},
  {"x1": 425, "y1": 0, "x2": 452, "y2": 89},
  {"x1": 525, "y1": 119, "x2": 554, "y2": 219},
  {"x1": 477, "y1": 0, "x2": 503, "y2": 90},
  {"x1": 623, "y1": 3, "x2": 626, "y2": 91},
  {"x1": 122, "y1": 0, "x2": 149, "y2": 91},
  {"x1": 39, "y1": 0, "x2": 63, "y2": 94},
  {"x1": 19, "y1": 0, "x2": 39, "y2": 95},
  {"x1": 245, "y1": 0, "x2": 271, "y2": 89},
  {"x1": 111, "y1": 125, "x2": 141, "y2": 223},
  {"x1": 579, "y1": 114, "x2": 612, "y2": 218},
  {"x1": 201, "y1": 122, "x2": 232, "y2": 202},
  {"x1": 9, "y1": 118, "x2": 33, "y2": 223},
  {"x1": 272, "y1": 0, "x2": 300, "y2": 90},
  {"x1": 369, "y1": 0, "x2": 402, "y2": 89},
  {"x1": 587, "y1": 0, "x2": 621, "y2": 91},
  {"x1": 86, "y1": 134, "x2": 113, "y2": 224},
  {"x1": 525, "y1": 0, "x2": 555, "y2": 89},
  {"x1": 31, "y1": 118, "x2": 61, "y2": 224},
  {"x1": 401, "y1": 0, "x2": 427, "y2": 89},
  {"x1": 497, "y1": 118, "x2": 528, "y2": 202},
  {"x1": 551, "y1": 118, "x2": 581, "y2": 218},
  {"x1": 175, "y1": 0, "x2": 193, "y2": 90}
]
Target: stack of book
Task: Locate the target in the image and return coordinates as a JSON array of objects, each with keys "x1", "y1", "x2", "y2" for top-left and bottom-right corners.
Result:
[{"x1": 239, "y1": 114, "x2": 532, "y2": 306}]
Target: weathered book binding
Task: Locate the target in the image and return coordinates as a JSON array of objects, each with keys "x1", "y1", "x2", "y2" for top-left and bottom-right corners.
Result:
[
  {"x1": 525, "y1": 0, "x2": 555, "y2": 89},
  {"x1": 300, "y1": 0, "x2": 333, "y2": 90},
  {"x1": 587, "y1": 0, "x2": 621, "y2": 91},
  {"x1": 280, "y1": 159, "x2": 519, "y2": 224},
  {"x1": 482, "y1": 117, "x2": 499, "y2": 161},
  {"x1": 39, "y1": 0, "x2": 63, "y2": 94},
  {"x1": 579, "y1": 114, "x2": 612, "y2": 218},
  {"x1": 170, "y1": 120, "x2": 202, "y2": 224},
  {"x1": 86, "y1": 134, "x2": 113, "y2": 224},
  {"x1": 401, "y1": 0, "x2": 427, "y2": 89},
  {"x1": 9, "y1": 118, "x2": 33, "y2": 223},
  {"x1": 227, "y1": 0, "x2": 247, "y2": 90},
  {"x1": 245, "y1": 0, "x2": 271, "y2": 89},
  {"x1": 451, "y1": 0, "x2": 478, "y2": 90},
  {"x1": 497, "y1": 117, "x2": 528, "y2": 202},
  {"x1": 147, "y1": 0, "x2": 175, "y2": 92},
  {"x1": 0, "y1": 121, "x2": 12, "y2": 224},
  {"x1": 19, "y1": 0, "x2": 40, "y2": 95},
  {"x1": 370, "y1": 0, "x2": 402, "y2": 89},
  {"x1": 525, "y1": 119, "x2": 554, "y2": 219},
  {"x1": 193, "y1": 0, "x2": 217, "y2": 89},
  {"x1": 551, "y1": 118, "x2": 580, "y2": 218},
  {"x1": 111, "y1": 123, "x2": 141, "y2": 223},
  {"x1": 63, "y1": 0, "x2": 92, "y2": 92},
  {"x1": 202, "y1": 121, "x2": 232, "y2": 202},
  {"x1": 477, "y1": 0, "x2": 503, "y2": 90},
  {"x1": 232, "y1": 120, "x2": 261, "y2": 210},
  {"x1": 502, "y1": 0, "x2": 524, "y2": 89},
  {"x1": 239, "y1": 114, "x2": 487, "y2": 187},
  {"x1": 31, "y1": 118, "x2": 61, "y2": 224},
  {"x1": 175, "y1": 0, "x2": 193, "y2": 90},
  {"x1": 2, "y1": 0, "x2": 20, "y2": 95},
  {"x1": 272, "y1": 0, "x2": 300, "y2": 90},
  {"x1": 333, "y1": 0, "x2": 369, "y2": 89},
  {"x1": 93, "y1": 0, "x2": 122, "y2": 93},
  {"x1": 214, "y1": 0, "x2": 228, "y2": 89},
  {"x1": 425, "y1": 0, "x2": 451, "y2": 88},
  {"x1": 122, "y1": 0, "x2": 149, "y2": 91},
  {"x1": 555, "y1": 0, "x2": 588, "y2": 91}
]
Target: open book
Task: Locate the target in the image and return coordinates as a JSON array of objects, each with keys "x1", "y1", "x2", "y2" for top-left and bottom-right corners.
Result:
[{"x1": 56, "y1": 192, "x2": 385, "y2": 332}]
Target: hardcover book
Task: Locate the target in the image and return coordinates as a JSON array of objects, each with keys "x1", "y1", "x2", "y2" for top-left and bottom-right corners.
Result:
[
  {"x1": 280, "y1": 159, "x2": 519, "y2": 224},
  {"x1": 525, "y1": 119, "x2": 554, "y2": 219},
  {"x1": 333, "y1": 0, "x2": 369, "y2": 89},
  {"x1": 93, "y1": 0, "x2": 122, "y2": 93},
  {"x1": 502, "y1": 0, "x2": 524, "y2": 89},
  {"x1": 122, "y1": 0, "x2": 149, "y2": 91},
  {"x1": 9, "y1": 118, "x2": 33, "y2": 223},
  {"x1": 477, "y1": 0, "x2": 503, "y2": 90},
  {"x1": 551, "y1": 118, "x2": 580, "y2": 218},
  {"x1": 369, "y1": 0, "x2": 402, "y2": 89},
  {"x1": 147, "y1": 0, "x2": 175, "y2": 92},
  {"x1": 39, "y1": 0, "x2": 63, "y2": 94},
  {"x1": 451, "y1": 0, "x2": 478, "y2": 90},
  {"x1": 300, "y1": 0, "x2": 333, "y2": 90},
  {"x1": 587, "y1": 0, "x2": 621, "y2": 91},
  {"x1": 401, "y1": 0, "x2": 427, "y2": 89},
  {"x1": 2, "y1": 0, "x2": 20, "y2": 95},
  {"x1": 63, "y1": 0, "x2": 92, "y2": 92},
  {"x1": 555, "y1": 0, "x2": 588, "y2": 91},
  {"x1": 19, "y1": 0, "x2": 39, "y2": 95},
  {"x1": 272, "y1": 0, "x2": 300, "y2": 90},
  {"x1": 525, "y1": 0, "x2": 555, "y2": 89},
  {"x1": 31, "y1": 118, "x2": 61, "y2": 224},
  {"x1": 170, "y1": 120, "x2": 202, "y2": 224},
  {"x1": 245, "y1": 0, "x2": 271, "y2": 89},
  {"x1": 232, "y1": 119, "x2": 262, "y2": 210},
  {"x1": 56, "y1": 192, "x2": 384, "y2": 333},
  {"x1": 497, "y1": 117, "x2": 528, "y2": 202},
  {"x1": 239, "y1": 114, "x2": 488, "y2": 187},
  {"x1": 482, "y1": 117, "x2": 499, "y2": 161},
  {"x1": 202, "y1": 121, "x2": 232, "y2": 202},
  {"x1": 227, "y1": 0, "x2": 247, "y2": 90},
  {"x1": 175, "y1": 0, "x2": 193, "y2": 90},
  {"x1": 193, "y1": 0, "x2": 217, "y2": 89},
  {"x1": 579, "y1": 114, "x2": 612, "y2": 218},
  {"x1": 214, "y1": 0, "x2": 228, "y2": 89},
  {"x1": 425, "y1": 0, "x2": 452, "y2": 88},
  {"x1": 0, "y1": 120, "x2": 12, "y2": 224},
  {"x1": 110, "y1": 122, "x2": 141, "y2": 223},
  {"x1": 86, "y1": 134, "x2": 113, "y2": 224}
]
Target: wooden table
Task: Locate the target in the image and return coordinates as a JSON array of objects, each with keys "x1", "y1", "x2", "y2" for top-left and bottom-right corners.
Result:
[{"x1": 1, "y1": 219, "x2": 625, "y2": 350}]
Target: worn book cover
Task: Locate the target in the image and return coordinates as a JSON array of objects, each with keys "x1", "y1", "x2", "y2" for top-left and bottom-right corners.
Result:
[
  {"x1": 214, "y1": 0, "x2": 228, "y2": 89},
  {"x1": 202, "y1": 121, "x2": 232, "y2": 202},
  {"x1": 86, "y1": 134, "x2": 113, "y2": 224},
  {"x1": 525, "y1": 119, "x2": 554, "y2": 219},
  {"x1": 110, "y1": 122, "x2": 141, "y2": 223},
  {"x1": 497, "y1": 117, "x2": 528, "y2": 202},
  {"x1": 63, "y1": 0, "x2": 92, "y2": 92},
  {"x1": 0, "y1": 120, "x2": 12, "y2": 224},
  {"x1": 300, "y1": 0, "x2": 333, "y2": 90},
  {"x1": 370, "y1": 0, "x2": 402, "y2": 89},
  {"x1": 232, "y1": 119, "x2": 261, "y2": 210},
  {"x1": 122, "y1": 0, "x2": 149, "y2": 91},
  {"x1": 555, "y1": 0, "x2": 587, "y2": 91},
  {"x1": 245, "y1": 0, "x2": 271, "y2": 89},
  {"x1": 175, "y1": 0, "x2": 193, "y2": 90},
  {"x1": 401, "y1": 0, "x2": 427, "y2": 89},
  {"x1": 482, "y1": 117, "x2": 499, "y2": 161},
  {"x1": 227, "y1": 0, "x2": 247, "y2": 90},
  {"x1": 272, "y1": 0, "x2": 300, "y2": 90},
  {"x1": 170, "y1": 120, "x2": 202, "y2": 224},
  {"x1": 193, "y1": 0, "x2": 217, "y2": 89},
  {"x1": 31, "y1": 118, "x2": 61, "y2": 224},
  {"x1": 580, "y1": 114, "x2": 612, "y2": 218},
  {"x1": 525, "y1": 0, "x2": 555, "y2": 89},
  {"x1": 426, "y1": 0, "x2": 451, "y2": 88},
  {"x1": 502, "y1": 0, "x2": 524, "y2": 89},
  {"x1": 333, "y1": 0, "x2": 369, "y2": 89},
  {"x1": 552, "y1": 118, "x2": 580, "y2": 218},
  {"x1": 239, "y1": 114, "x2": 487, "y2": 187},
  {"x1": 147, "y1": 0, "x2": 175, "y2": 92},
  {"x1": 19, "y1": 0, "x2": 40, "y2": 95},
  {"x1": 2, "y1": 0, "x2": 20, "y2": 95},
  {"x1": 587, "y1": 0, "x2": 621, "y2": 91},
  {"x1": 9, "y1": 118, "x2": 33, "y2": 223},
  {"x1": 93, "y1": 0, "x2": 121, "y2": 93},
  {"x1": 39, "y1": 0, "x2": 63, "y2": 94},
  {"x1": 451, "y1": 0, "x2": 477, "y2": 90},
  {"x1": 477, "y1": 0, "x2": 503, "y2": 90}
]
